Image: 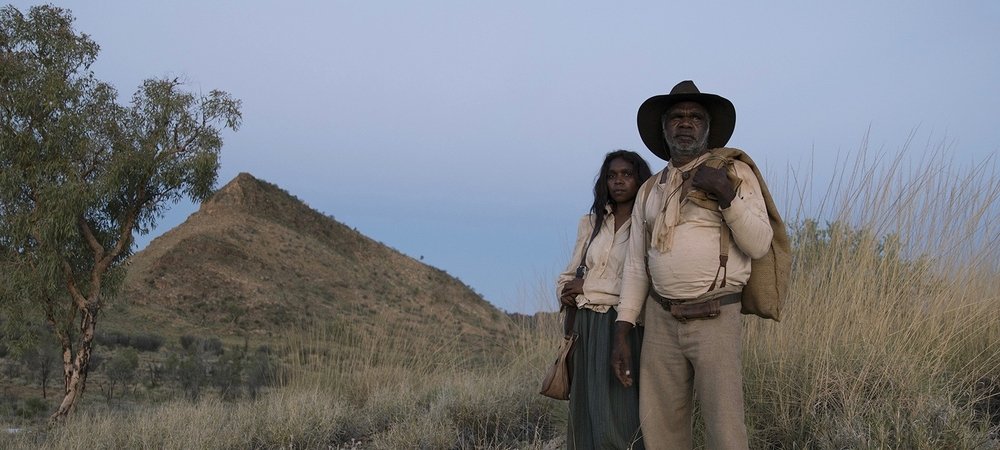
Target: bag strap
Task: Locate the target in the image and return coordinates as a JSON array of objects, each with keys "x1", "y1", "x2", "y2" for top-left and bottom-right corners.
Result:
[
  {"x1": 638, "y1": 171, "x2": 665, "y2": 249},
  {"x1": 642, "y1": 163, "x2": 732, "y2": 296},
  {"x1": 563, "y1": 215, "x2": 604, "y2": 335}
]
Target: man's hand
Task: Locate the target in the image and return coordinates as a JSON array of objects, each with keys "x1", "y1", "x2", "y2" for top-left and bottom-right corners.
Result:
[
  {"x1": 610, "y1": 322, "x2": 635, "y2": 387},
  {"x1": 559, "y1": 278, "x2": 584, "y2": 307},
  {"x1": 692, "y1": 165, "x2": 736, "y2": 209}
]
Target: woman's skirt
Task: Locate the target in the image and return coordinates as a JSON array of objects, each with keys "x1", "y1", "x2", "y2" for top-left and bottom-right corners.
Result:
[{"x1": 567, "y1": 307, "x2": 644, "y2": 449}]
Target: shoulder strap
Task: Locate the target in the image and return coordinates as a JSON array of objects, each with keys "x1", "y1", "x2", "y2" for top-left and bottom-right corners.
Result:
[
  {"x1": 637, "y1": 172, "x2": 663, "y2": 249},
  {"x1": 564, "y1": 214, "x2": 605, "y2": 335},
  {"x1": 708, "y1": 218, "x2": 730, "y2": 292}
]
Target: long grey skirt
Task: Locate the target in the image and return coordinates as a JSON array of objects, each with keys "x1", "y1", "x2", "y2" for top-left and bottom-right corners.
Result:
[{"x1": 567, "y1": 307, "x2": 644, "y2": 450}]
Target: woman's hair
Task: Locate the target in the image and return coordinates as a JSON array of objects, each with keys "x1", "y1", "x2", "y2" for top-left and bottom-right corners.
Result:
[{"x1": 590, "y1": 150, "x2": 653, "y2": 233}]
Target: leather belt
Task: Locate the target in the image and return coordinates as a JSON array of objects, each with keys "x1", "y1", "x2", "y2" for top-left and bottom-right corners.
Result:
[{"x1": 649, "y1": 290, "x2": 742, "y2": 310}]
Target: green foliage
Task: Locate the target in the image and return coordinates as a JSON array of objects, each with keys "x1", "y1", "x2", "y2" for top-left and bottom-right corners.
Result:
[
  {"x1": 128, "y1": 332, "x2": 165, "y2": 352},
  {"x1": 179, "y1": 334, "x2": 197, "y2": 351},
  {"x1": 246, "y1": 347, "x2": 278, "y2": 399},
  {"x1": 144, "y1": 362, "x2": 165, "y2": 389},
  {"x1": 17, "y1": 397, "x2": 49, "y2": 420},
  {"x1": 95, "y1": 330, "x2": 164, "y2": 352},
  {"x1": 18, "y1": 337, "x2": 60, "y2": 399},
  {"x1": 100, "y1": 347, "x2": 139, "y2": 403},
  {"x1": 791, "y1": 218, "x2": 907, "y2": 270},
  {"x1": 211, "y1": 348, "x2": 243, "y2": 401},
  {"x1": 0, "y1": 3, "x2": 241, "y2": 417},
  {"x1": 202, "y1": 336, "x2": 224, "y2": 356},
  {"x1": 173, "y1": 351, "x2": 207, "y2": 401}
]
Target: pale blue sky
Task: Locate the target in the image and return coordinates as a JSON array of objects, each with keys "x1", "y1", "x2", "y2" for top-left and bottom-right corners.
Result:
[{"x1": 12, "y1": 1, "x2": 999, "y2": 313}]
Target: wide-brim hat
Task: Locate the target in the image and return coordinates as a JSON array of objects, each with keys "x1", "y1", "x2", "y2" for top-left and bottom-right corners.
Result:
[{"x1": 637, "y1": 80, "x2": 736, "y2": 161}]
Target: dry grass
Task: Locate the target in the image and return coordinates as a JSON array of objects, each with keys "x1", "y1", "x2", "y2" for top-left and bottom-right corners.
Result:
[
  {"x1": 3, "y1": 311, "x2": 565, "y2": 449},
  {"x1": 745, "y1": 136, "x2": 1000, "y2": 448},
  {"x1": 4, "y1": 139, "x2": 998, "y2": 448}
]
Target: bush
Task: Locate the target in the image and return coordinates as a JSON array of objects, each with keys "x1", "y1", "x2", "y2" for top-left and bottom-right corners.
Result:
[
  {"x1": 129, "y1": 333, "x2": 165, "y2": 352},
  {"x1": 101, "y1": 348, "x2": 139, "y2": 403},
  {"x1": 202, "y1": 336, "x2": 224, "y2": 356},
  {"x1": 179, "y1": 335, "x2": 198, "y2": 351},
  {"x1": 95, "y1": 330, "x2": 129, "y2": 348},
  {"x1": 94, "y1": 331, "x2": 165, "y2": 352},
  {"x1": 246, "y1": 349, "x2": 278, "y2": 399},
  {"x1": 171, "y1": 352, "x2": 207, "y2": 401},
  {"x1": 19, "y1": 341, "x2": 60, "y2": 399},
  {"x1": 145, "y1": 362, "x2": 165, "y2": 389},
  {"x1": 17, "y1": 397, "x2": 48, "y2": 419},
  {"x1": 212, "y1": 349, "x2": 243, "y2": 401}
]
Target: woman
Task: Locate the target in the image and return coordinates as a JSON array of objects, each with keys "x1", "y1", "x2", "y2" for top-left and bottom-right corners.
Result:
[{"x1": 557, "y1": 149, "x2": 652, "y2": 449}]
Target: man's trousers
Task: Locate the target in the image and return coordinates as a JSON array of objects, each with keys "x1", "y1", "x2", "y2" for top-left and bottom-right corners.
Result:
[{"x1": 638, "y1": 301, "x2": 748, "y2": 450}]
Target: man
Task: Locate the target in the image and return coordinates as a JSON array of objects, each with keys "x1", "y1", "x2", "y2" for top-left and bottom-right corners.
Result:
[{"x1": 610, "y1": 80, "x2": 774, "y2": 449}]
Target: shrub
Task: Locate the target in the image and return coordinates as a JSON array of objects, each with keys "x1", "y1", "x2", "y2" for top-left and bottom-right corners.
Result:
[
  {"x1": 246, "y1": 349, "x2": 278, "y2": 399},
  {"x1": 101, "y1": 348, "x2": 139, "y2": 403},
  {"x1": 174, "y1": 352, "x2": 207, "y2": 401},
  {"x1": 179, "y1": 335, "x2": 198, "y2": 351},
  {"x1": 128, "y1": 333, "x2": 165, "y2": 352},
  {"x1": 145, "y1": 362, "x2": 165, "y2": 389},
  {"x1": 202, "y1": 336, "x2": 224, "y2": 356},
  {"x1": 17, "y1": 397, "x2": 48, "y2": 419},
  {"x1": 212, "y1": 349, "x2": 243, "y2": 401},
  {"x1": 95, "y1": 330, "x2": 130, "y2": 348}
]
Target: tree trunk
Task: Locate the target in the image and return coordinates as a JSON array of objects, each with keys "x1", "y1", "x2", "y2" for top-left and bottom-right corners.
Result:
[{"x1": 49, "y1": 308, "x2": 97, "y2": 423}]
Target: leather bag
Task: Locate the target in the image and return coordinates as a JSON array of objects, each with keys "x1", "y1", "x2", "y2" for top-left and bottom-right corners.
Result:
[
  {"x1": 538, "y1": 316, "x2": 577, "y2": 400},
  {"x1": 539, "y1": 218, "x2": 601, "y2": 400}
]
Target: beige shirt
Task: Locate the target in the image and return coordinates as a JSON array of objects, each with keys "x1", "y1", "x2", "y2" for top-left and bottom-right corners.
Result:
[
  {"x1": 617, "y1": 154, "x2": 773, "y2": 324},
  {"x1": 556, "y1": 209, "x2": 631, "y2": 313}
]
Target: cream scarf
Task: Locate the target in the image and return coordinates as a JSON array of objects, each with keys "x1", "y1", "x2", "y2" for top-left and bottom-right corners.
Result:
[{"x1": 650, "y1": 152, "x2": 712, "y2": 253}]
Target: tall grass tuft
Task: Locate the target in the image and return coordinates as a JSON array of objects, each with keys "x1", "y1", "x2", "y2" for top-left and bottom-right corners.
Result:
[{"x1": 745, "y1": 137, "x2": 1000, "y2": 448}]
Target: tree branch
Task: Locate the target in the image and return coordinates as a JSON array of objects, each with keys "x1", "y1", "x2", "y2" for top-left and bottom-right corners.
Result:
[
  {"x1": 60, "y1": 260, "x2": 88, "y2": 311},
  {"x1": 77, "y1": 216, "x2": 104, "y2": 262},
  {"x1": 94, "y1": 185, "x2": 145, "y2": 279}
]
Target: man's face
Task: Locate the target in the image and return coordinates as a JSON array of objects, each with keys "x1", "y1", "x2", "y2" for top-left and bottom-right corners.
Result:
[{"x1": 661, "y1": 101, "x2": 710, "y2": 160}]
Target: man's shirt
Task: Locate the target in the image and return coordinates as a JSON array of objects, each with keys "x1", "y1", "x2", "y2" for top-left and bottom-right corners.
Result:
[{"x1": 617, "y1": 153, "x2": 773, "y2": 324}]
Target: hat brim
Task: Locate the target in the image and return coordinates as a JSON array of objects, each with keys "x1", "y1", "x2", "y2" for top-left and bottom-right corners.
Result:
[{"x1": 637, "y1": 93, "x2": 736, "y2": 161}]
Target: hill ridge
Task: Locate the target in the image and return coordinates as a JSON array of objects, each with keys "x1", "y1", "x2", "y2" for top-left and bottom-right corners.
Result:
[{"x1": 111, "y1": 172, "x2": 512, "y2": 354}]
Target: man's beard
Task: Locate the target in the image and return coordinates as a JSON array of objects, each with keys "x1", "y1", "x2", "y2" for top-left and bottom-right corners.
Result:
[{"x1": 666, "y1": 131, "x2": 709, "y2": 160}]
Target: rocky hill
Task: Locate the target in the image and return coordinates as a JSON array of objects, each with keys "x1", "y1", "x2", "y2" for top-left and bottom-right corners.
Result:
[{"x1": 107, "y1": 173, "x2": 513, "y2": 355}]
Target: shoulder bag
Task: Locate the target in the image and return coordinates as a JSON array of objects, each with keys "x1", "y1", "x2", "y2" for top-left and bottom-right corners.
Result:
[{"x1": 539, "y1": 218, "x2": 602, "y2": 400}]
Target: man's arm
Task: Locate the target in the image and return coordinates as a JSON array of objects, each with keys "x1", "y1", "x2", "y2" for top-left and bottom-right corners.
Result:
[
  {"x1": 616, "y1": 180, "x2": 653, "y2": 324},
  {"x1": 720, "y1": 161, "x2": 772, "y2": 259}
]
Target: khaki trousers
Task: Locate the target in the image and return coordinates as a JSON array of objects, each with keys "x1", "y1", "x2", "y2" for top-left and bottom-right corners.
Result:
[{"x1": 639, "y1": 302, "x2": 748, "y2": 450}]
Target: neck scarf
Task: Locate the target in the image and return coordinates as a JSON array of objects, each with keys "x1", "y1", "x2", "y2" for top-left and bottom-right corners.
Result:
[{"x1": 650, "y1": 152, "x2": 711, "y2": 253}]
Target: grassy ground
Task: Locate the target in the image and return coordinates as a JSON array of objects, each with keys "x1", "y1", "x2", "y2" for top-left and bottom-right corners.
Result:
[{"x1": 3, "y1": 143, "x2": 998, "y2": 449}]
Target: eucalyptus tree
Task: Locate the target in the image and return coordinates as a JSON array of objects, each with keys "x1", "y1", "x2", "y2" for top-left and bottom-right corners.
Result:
[{"x1": 0, "y1": 5, "x2": 241, "y2": 421}]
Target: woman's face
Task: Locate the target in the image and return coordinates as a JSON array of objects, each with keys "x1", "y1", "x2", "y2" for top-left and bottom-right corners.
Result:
[{"x1": 607, "y1": 157, "x2": 639, "y2": 204}]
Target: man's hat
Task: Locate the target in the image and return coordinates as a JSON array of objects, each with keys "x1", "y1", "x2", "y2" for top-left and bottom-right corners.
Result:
[{"x1": 637, "y1": 80, "x2": 736, "y2": 161}]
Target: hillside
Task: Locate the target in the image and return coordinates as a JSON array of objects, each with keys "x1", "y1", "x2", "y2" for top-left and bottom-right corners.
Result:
[{"x1": 106, "y1": 173, "x2": 513, "y2": 354}]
